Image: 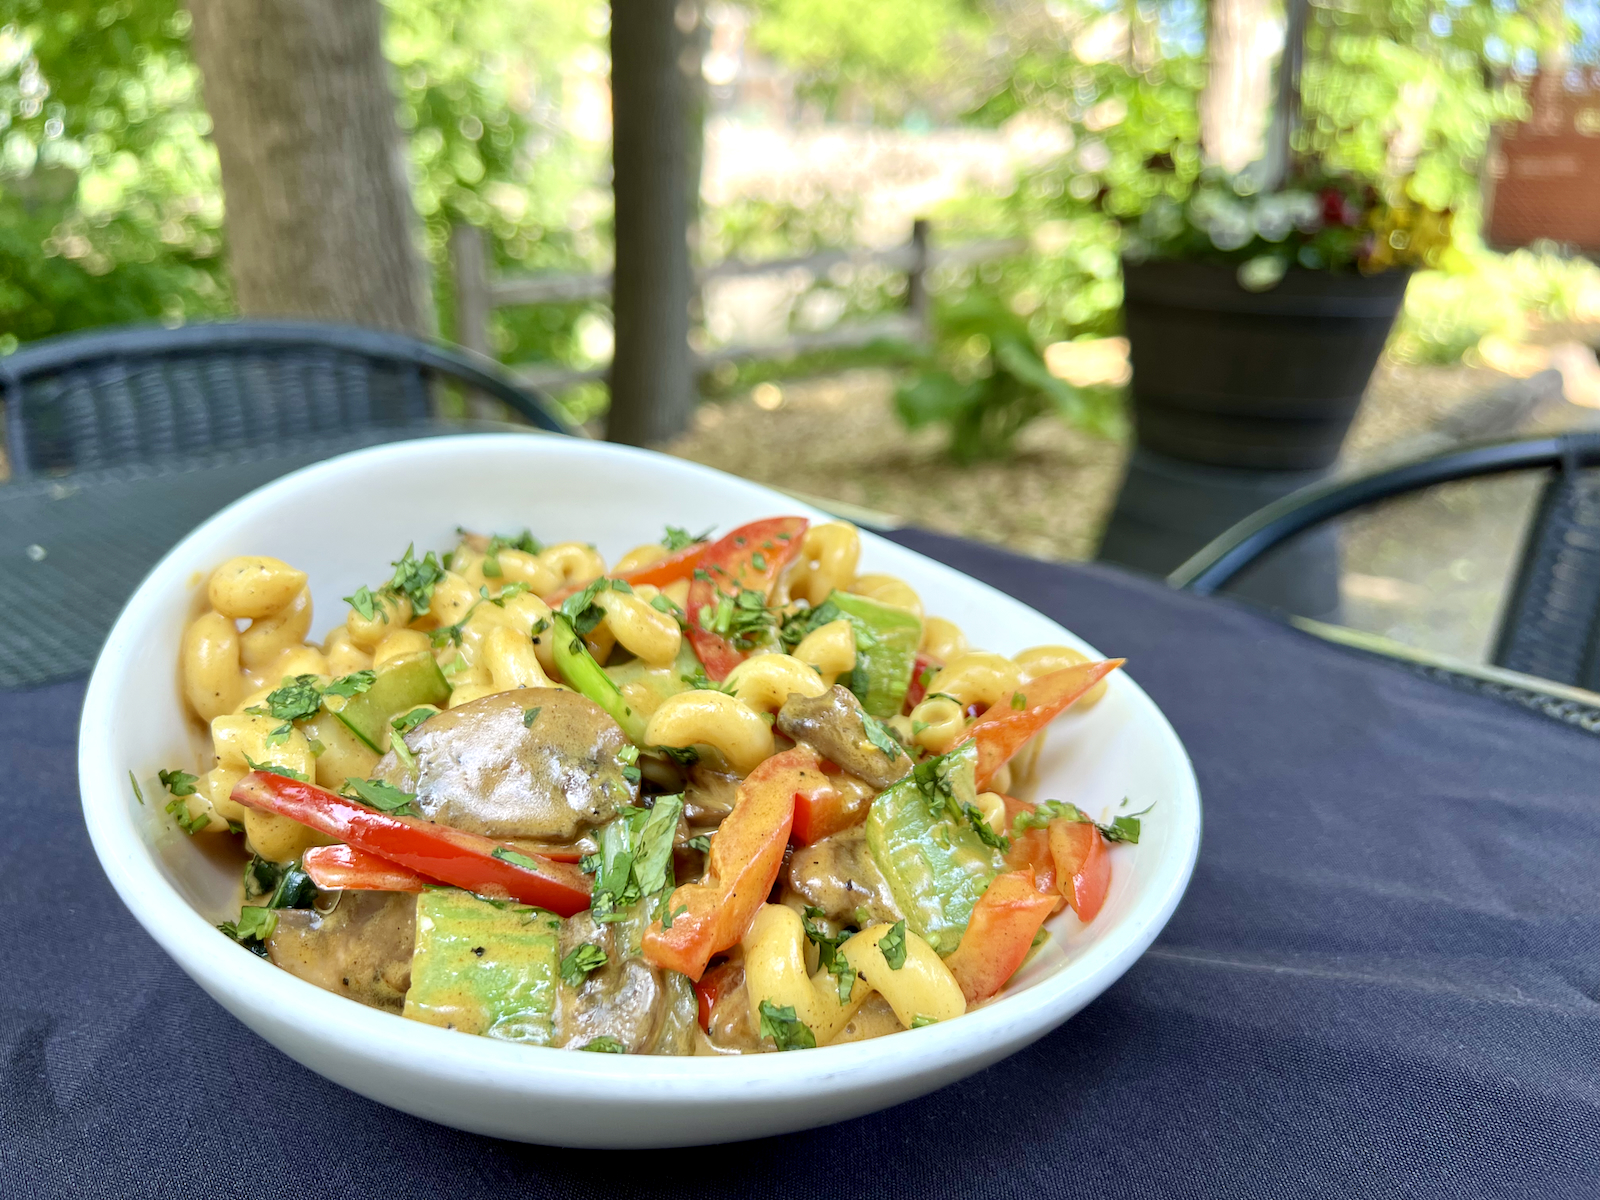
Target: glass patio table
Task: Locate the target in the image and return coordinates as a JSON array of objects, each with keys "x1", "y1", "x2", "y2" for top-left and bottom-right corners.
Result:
[{"x1": 1, "y1": 435, "x2": 1594, "y2": 1199}]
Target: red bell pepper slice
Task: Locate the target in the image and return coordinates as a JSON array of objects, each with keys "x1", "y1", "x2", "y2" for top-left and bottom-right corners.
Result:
[
  {"x1": 961, "y1": 658, "x2": 1125, "y2": 792},
  {"x1": 641, "y1": 745, "x2": 829, "y2": 981},
  {"x1": 685, "y1": 516, "x2": 809, "y2": 681},
  {"x1": 1000, "y1": 795, "x2": 1064, "y2": 912},
  {"x1": 545, "y1": 540, "x2": 712, "y2": 605},
  {"x1": 232, "y1": 772, "x2": 593, "y2": 916},
  {"x1": 903, "y1": 651, "x2": 943, "y2": 712},
  {"x1": 1048, "y1": 819, "x2": 1111, "y2": 923},
  {"x1": 693, "y1": 959, "x2": 741, "y2": 1032},
  {"x1": 942, "y1": 869, "x2": 1059, "y2": 1005},
  {"x1": 790, "y1": 774, "x2": 873, "y2": 845},
  {"x1": 303, "y1": 844, "x2": 432, "y2": 892}
]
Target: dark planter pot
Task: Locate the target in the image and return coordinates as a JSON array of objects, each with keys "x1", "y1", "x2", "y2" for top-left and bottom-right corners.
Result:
[{"x1": 1121, "y1": 259, "x2": 1410, "y2": 470}]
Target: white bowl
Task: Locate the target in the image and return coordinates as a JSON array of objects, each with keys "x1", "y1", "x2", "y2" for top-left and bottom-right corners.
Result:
[{"x1": 79, "y1": 433, "x2": 1200, "y2": 1148}]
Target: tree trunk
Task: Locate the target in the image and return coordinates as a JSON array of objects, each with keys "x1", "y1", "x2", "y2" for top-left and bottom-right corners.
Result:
[
  {"x1": 187, "y1": 0, "x2": 427, "y2": 334},
  {"x1": 607, "y1": 0, "x2": 695, "y2": 446},
  {"x1": 1198, "y1": 0, "x2": 1276, "y2": 173}
]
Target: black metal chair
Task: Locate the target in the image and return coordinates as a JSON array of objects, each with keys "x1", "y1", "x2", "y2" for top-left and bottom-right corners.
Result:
[
  {"x1": 0, "y1": 320, "x2": 580, "y2": 479},
  {"x1": 1169, "y1": 433, "x2": 1600, "y2": 690}
]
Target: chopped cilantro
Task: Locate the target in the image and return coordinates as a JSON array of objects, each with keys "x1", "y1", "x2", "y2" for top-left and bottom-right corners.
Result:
[
  {"x1": 757, "y1": 1000, "x2": 817, "y2": 1051},
  {"x1": 1011, "y1": 690, "x2": 1027, "y2": 711},
  {"x1": 751, "y1": 552, "x2": 767, "y2": 571},
  {"x1": 803, "y1": 906, "x2": 858, "y2": 1005},
  {"x1": 129, "y1": 771, "x2": 146, "y2": 806},
  {"x1": 242, "y1": 756, "x2": 308, "y2": 783},
  {"x1": 911, "y1": 720, "x2": 930, "y2": 738},
  {"x1": 698, "y1": 587, "x2": 776, "y2": 650},
  {"x1": 389, "y1": 544, "x2": 446, "y2": 615},
  {"x1": 660, "y1": 902, "x2": 688, "y2": 929},
  {"x1": 491, "y1": 846, "x2": 547, "y2": 873},
  {"x1": 158, "y1": 768, "x2": 198, "y2": 797},
  {"x1": 679, "y1": 667, "x2": 732, "y2": 695},
  {"x1": 522, "y1": 706, "x2": 543, "y2": 728},
  {"x1": 253, "y1": 674, "x2": 323, "y2": 722},
  {"x1": 917, "y1": 665, "x2": 937, "y2": 689},
  {"x1": 777, "y1": 598, "x2": 844, "y2": 650},
  {"x1": 1011, "y1": 799, "x2": 1152, "y2": 844},
  {"x1": 219, "y1": 905, "x2": 278, "y2": 955},
  {"x1": 859, "y1": 711, "x2": 905, "y2": 761},
  {"x1": 263, "y1": 723, "x2": 291, "y2": 748},
  {"x1": 482, "y1": 530, "x2": 542, "y2": 577},
  {"x1": 342, "y1": 777, "x2": 417, "y2": 816},
  {"x1": 165, "y1": 794, "x2": 210, "y2": 835},
  {"x1": 558, "y1": 578, "x2": 619, "y2": 637},
  {"x1": 391, "y1": 706, "x2": 435, "y2": 736},
  {"x1": 910, "y1": 1015, "x2": 938, "y2": 1029},
  {"x1": 530, "y1": 616, "x2": 551, "y2": 638},
  {"x1": 686, "y1": 834, "x2": 711, "y2": 853},
  {"x1": 662, "y1": 525, "x2": 713, "y2": 552},
  {"x1": 560, "y1": 943, "x2": 609, "y2": 988},
  {"x1": 343, "y1": 585, "x2": 379, "y2": 622},
  {"x1": 878, "y1": 920, "x2": 907, "y2": 970},
  {"x1": 961, "y1": 802, "x2": 1010, "y2": 853},
  {"x1": 655, "y1": 743, "x2": 702, "y2": 767},
  {"x1": 586, "y1": 795, "x2": 684, "y2": 923},
  {"x1": 324, "y1": 670, "x2": 376, "y2": 699},
  {"x1": 578, "y1": 1036, "x2": 627, "y2": 1054},
  {"x1": 649, "y1": 592, "x2": 686, "y2": 622}
]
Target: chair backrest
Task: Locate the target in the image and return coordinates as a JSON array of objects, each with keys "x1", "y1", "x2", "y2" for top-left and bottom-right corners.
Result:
[
  {"x1": 0, "y1": 320, "x2": 579, "y2": 478},
  {"x1": 1168, "y1": 433, "x2": 1600, "y2": 689}
]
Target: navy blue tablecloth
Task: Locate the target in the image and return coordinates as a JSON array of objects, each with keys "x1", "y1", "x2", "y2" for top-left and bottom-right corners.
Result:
[{"x1": 3, "y1": 528, "x2": 1597, "y2": 1199}]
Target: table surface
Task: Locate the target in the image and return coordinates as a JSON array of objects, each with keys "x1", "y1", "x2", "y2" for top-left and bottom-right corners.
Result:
[{"x1": 3, "y1": 466, "x2": 1598, "y2": 1198}]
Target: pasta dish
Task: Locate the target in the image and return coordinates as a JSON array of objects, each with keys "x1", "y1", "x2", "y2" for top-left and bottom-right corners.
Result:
[{"x1": 146, "y1": 517, "x2": 1139, "y2": 1054}]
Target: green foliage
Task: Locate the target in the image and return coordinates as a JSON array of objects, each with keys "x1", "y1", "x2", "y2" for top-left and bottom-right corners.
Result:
[
  {"x1": 0, "y1": 0, "x2": 228, "y2": 344},
  {"x1": 748, "y1": 0, "x2": 987, "y2": 120},
  {"x1": 895, "y1": 294, "x2": 1122, "y2": 463}
]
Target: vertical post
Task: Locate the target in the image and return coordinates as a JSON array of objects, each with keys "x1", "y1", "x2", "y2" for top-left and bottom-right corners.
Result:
[
  {"x1": 448, "y1": 223, "x2": 500, "y2": 420},
  {"x1": 608, "y1": 0, "x2": 695, "y2": 447},
  {"x1": 907, "y1": 218, "x2": 933, "y2": 344},
  {"x1": 450, "y1": 224, "x2": 492, "y2": 359}
]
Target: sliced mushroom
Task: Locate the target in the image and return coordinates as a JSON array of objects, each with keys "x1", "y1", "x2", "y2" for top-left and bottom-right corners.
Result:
[
  {"x1": 775, "y1": 685, "x2": 912, "y2": 788},
  {"x1": 555, "y1": 912, "x2": 664, "y2": 1053},
  {"x1": 785, "y1": 825, "x2": 903, "y2": 928},
  {"x1": 380, "y1": 688, "x2": 632, "y2": 842},
  {"x1": 267, "y1": 891, "x2": 417, "y2": 1013}
]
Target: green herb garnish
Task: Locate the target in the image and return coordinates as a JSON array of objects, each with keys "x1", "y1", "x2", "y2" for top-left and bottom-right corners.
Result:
[
  {"x1": 389, "y1": 544, "x2": 447, "y2": 615},
  {"x1": 391, "y1": 706, "x2": 435, "y2": 737},
  {"x1": 560, "y1": 943, "x2": 609, "y2": 988},
  {"x1": 158, "y1": 768, "x2": 198, "y2": 797},
  {"x1": 341, "y1": 777, "x2": 416, "y2": 816},
  {"x1": 662, "y1": 525, "x2": 713, "y2": 552},
  {"x1": 859, "y1": 711, "x2": 905, "y2": 761},
  {"x1": 758, "y1": 1000, "x2": 817, "y2": 1051},
  {"x1": 343, "y1": 585, "x2": 378, "y2": 622},
  {"x1": 219, "y1": 905, "x2": 278, "y2": 956},
  {"x1": 878, "y1": 919, "x2": 907, "y2": 970},
  {"x1": 578, "y1": 1036, "x2": 627, "y2": 1053},
  {"x1": 522, "y1": 706, "x2": 543, "y2": 728},
  {"x1": 1011, "y1": 799, "x2": 1152, "y2": 844},
  {"x1": 803, "y1": 905, "x2": 858, "y2": 1005},
  {"x1": 910, "y1": 1015, "x2": 938, "y2": 1029},
  {"x1": 324, "y1": 670, "x2": 376, "y2": 699}
]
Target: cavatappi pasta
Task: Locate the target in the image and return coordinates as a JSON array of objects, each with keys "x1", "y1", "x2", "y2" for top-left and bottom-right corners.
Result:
[{"x1": 150, "y1": 517, "x2": 1139, "y2": 1055}]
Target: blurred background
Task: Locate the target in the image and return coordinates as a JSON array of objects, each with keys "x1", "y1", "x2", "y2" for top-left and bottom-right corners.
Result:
[{"x1": 7, "y1": 0, "x2": 1600, "y2": 665}]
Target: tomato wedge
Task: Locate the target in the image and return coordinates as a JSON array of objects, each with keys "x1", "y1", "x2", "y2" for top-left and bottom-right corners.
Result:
[
  {"x1": 685, "y1": 516, "x2": 809, "y2": 681},
  {"x1": 791, "y1": 773, "x2": 873, "y2": 845},
  {"x1": 232, "y1": 772, "x2": 592, "y2": 916},
  {"x1": 545, "y1": 539, "x2": 712, "y2": 605},
  {"x1": 943, "y1": 870, "x2": 1059, "y2": 1005},
  {"x1": 903, "y1": 651, "x2": 943, "y2": 712},
  {"x1": 641, "y1": 745, "x2": 829, "y2": 980},
  {"x1": 1000, "y1": 795, "x2": 1064, "y2": 912},
  {"x1": 962, "y1": 659, "x2": 1124, "y2": 791},
  {"x1": 1048, "y1": 819, "x2": 1111, "y2": 923},
  {"x1": 693, "y1": 959, "x2": 742, "y2": 1032},
  {"x1": 303, "y1": 844, "x2": 432, "y2": 892}
]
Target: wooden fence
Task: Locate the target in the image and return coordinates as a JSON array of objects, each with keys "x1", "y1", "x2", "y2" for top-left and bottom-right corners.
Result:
[{"x1": 448, "y1": 221, "x2": 1026, "y2": 394}]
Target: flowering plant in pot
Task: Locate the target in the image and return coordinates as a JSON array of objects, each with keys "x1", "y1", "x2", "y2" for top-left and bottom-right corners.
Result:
[{"x1": 1119, "y1": 164, "x2": 1457, "y2": 469}]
